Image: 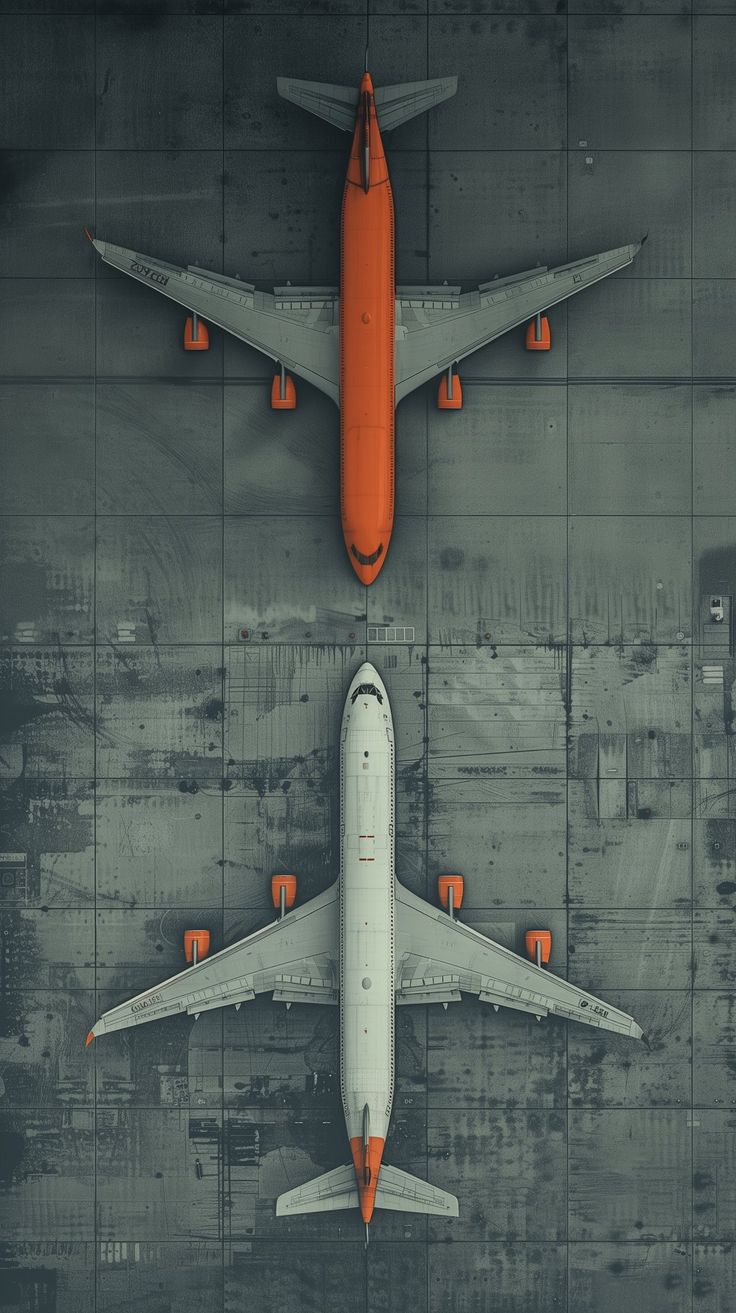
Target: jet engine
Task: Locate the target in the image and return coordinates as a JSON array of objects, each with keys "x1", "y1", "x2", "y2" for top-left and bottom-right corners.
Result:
[
  {"x1": 183, "y1": 930, "x2": 211, "y2": 964},
  {"x1": 437, "y1": 368, "x2": 463, "y2": 410},
  {"x1": 438, "y1": 874, "x2": 464, "y2": 917},
  {"x1": 184, "y1": 314, "x2": 210, "y2": 351},
  {"x1": 525, "y1": 313, "x2": 551, "y2": 351},
  {"x1": 271, "y1": 367, "x2": 297, "y2": 409},
  {"x1": 525, "y1": 929, "x2": 552, "y2": 966},
  {"x1": 271, "y1": 873, "x2": 298, "y2": 918}
]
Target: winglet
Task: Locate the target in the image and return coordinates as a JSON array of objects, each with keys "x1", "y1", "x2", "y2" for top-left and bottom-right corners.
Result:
[
  {"x1": 85, "y1": 1030, "x2": 95, "y2": 1047},
  {"x1": 83, "y1": 226, "x2": 94, "y2": 243}
]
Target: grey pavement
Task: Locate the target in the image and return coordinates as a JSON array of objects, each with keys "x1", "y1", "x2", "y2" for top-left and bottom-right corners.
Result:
[{"x1": 1, "y1": 6, "x2": 735, "y2": 1313}]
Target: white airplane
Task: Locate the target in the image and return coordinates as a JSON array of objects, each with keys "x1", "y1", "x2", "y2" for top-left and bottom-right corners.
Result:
[{"x1": 87, "y1": 662, "x2": 643, "y2": 1237}]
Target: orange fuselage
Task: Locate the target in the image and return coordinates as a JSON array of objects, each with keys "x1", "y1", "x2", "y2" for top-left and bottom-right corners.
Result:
[{"x1": 339, "y1": 74, "x2": 395, "y2": 585}]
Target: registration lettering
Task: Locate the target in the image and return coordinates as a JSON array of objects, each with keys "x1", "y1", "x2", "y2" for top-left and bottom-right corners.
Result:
[
  {"x1": 130, "y1": 261, "x2": 169, "y2": 286},
  {"x1": 580, "y1": 999, "x2": 608, "y2": 1019},
  {"x1": 131, "y1": 992, "x2": 163, "y2": 1014}
]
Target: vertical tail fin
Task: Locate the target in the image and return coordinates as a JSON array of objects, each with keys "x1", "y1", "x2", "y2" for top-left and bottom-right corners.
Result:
[{"x1": 277, "y1": 76, "x2": 457, "y2": 133}]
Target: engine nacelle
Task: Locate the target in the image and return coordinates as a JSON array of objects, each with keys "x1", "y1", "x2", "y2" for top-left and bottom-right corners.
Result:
[
  {"x1": 184, "y1": 929, "x2": 211, "y2": 964},
  {"x1": 525, "y1": 929, "x2": 552, "y2": 966},
  {"x1": 525, "y1": 313, "x2": 551, "y2": 351},
  {"x1": 272, "y1": 873, "x2": 297, "y2": 917},
  {"x1": 437, "y1": 369, "x2": 463, "y2": 410},
  {"x1": 184, "y1": 315, "x2": 210, "y2": 351},
  {"x1": 438, "y1": 874, "x2": 464, "y2": 917},
  {"x1": 271, "y1": 370, "x2": 297, "y2": 409}
]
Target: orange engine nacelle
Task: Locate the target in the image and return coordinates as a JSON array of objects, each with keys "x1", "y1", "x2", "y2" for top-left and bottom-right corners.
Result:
[
  {"x1": 184, "y1": 929, "x2": 211, "y2": 964},
  {"x1": 184, "y1": 316, "x2": 210, "y2": 351},
  {"x1": 438, "y1": 874, "x2": 464, "y2": 914},
  {"x1": 271, "y1": 371, "x2": 297, "y2": 410},
  {"x1": 437, "y1": 369, "x2": 463, "y2": 410},
  {"x1": 525, "y1": 929, "x2": 552, "y2": 966},
  {"x1": 271, "y1": 873, "x2": 297, "y2": 915},
  {"x1": 525, "y1": 314, "x2": 551, "y2": 351}
]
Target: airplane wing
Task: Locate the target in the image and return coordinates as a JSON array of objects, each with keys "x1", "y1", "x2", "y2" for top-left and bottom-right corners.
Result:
[
  {"x1": 394, "y1": 241, "x2": 642, "y2": 404},
  {"x1": 394, "y1": 881, "x2": 643, "y2": 1039},
  {"x1": 90, "y1": 237, "x2": 340, "y2": 404},
  {"x1": 87, "y1": 883, "x2": 339, "y2": 1041}
]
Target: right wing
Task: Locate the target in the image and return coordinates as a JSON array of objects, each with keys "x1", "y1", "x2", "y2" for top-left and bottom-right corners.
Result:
[
  {"x1": 91, "y1": 237, "x2": 340, "y2": 404},
  {"x1": 395, "y1": 242, "x2": 642, "y2": 404},
  {"x1": 88, "y1": 882, "x2": 339, "y2": 1040},
  {"x1": 395, "y1": 881, "x2": 643, "y2": 1040}
]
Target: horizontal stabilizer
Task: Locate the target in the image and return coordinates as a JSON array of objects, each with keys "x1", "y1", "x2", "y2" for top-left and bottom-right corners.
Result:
[
  {"x1": 277, "y1": 76, "x2": 458, "y2": 134},
  {"x1": 276, "y1": 78, "x2": 357, "y2": 132},
  {"x1": 374, "y1": 78, "x2": 458, "y2": 131},
  {"x1": 374, "y1": 1164, "x2": 459, "y2": 1216},
  {"x1": 275, "y1": 1161, "x2": 458, "y2": 1218},
  {"x1": 276, "y1": 1163, "x2": 358, "y2": 1216}
]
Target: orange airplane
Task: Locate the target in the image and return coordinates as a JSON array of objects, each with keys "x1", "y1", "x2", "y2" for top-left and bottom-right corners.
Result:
[{"x1": 87, "y1": 68, "x2": 642, "y2": 584}]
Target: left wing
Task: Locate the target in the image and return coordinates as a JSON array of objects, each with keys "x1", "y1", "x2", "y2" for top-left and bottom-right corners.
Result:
[
  {"x1": 90, "y1": 237, "x2": 340, "y2": 404},
  {"x1": 395, "y1": 241, "x2": 642, "y2": 404},
  {"x1": 88, "y1": 882, "x2": 339, "y2": 1041},
  {"x1": 394, "y1": 881, "x2": 643, "y2": 1039}
]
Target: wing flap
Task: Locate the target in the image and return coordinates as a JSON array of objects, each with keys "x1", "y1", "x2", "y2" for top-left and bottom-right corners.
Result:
[{"x1": 395, "y1": 242, "x2": 642, "y2": 404}]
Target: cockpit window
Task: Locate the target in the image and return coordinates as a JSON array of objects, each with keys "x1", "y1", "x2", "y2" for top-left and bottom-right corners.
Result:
[
  {"x1": 351, "y1": 542, "x2": 384, "y2": 567},
  {"x1": 351, "y1": 683, "x2": 383, "y2": 705}
]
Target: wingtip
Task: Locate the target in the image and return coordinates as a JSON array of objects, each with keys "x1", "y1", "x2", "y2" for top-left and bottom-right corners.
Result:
[
  {"x1": 85, "y1": 1030, "x2": 95, "y2": 1047},
  {"x1": 83, "y1": 226, "x2": 94, "y2": 243}
]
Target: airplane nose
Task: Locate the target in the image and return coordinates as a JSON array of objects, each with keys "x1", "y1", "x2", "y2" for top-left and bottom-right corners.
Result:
[
  {"x1": 347, "y1": 540, "x2": 386, "y2": 585},
  {"x1": 352, "y1": 559, "x2": 382, "y2": 585}
]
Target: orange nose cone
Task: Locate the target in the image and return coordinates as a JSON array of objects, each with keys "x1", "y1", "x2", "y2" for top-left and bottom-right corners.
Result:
[
  {"x1": 350, "y1": 1135, "x2": 385, "y2": 1223},
  {"x1": 85, "y1": 1030, "x2": 95, "y2": 1047},
  {"x1": 360, "y1": 72, "x2": 374, "y2": 95},
  {"x1": 349, "y1": 555, "x2": 384, "y2": 586},
  {"x1": 346, "y1": 537, "x2": 389, "y2": 586}
]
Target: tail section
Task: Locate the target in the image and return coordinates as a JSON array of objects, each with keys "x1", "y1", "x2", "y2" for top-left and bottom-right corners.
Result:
[
  {"x1": 275, "y1": 1161, "x2": 458, "y2": 1219},
  {"x1": 277, "y1": 75, "x2": 457, "y2": 134}
]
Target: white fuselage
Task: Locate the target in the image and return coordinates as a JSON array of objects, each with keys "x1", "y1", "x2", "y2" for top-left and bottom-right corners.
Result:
[{"x1": 339, "y1": 663, "x2": 395, "y2": 1146}]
